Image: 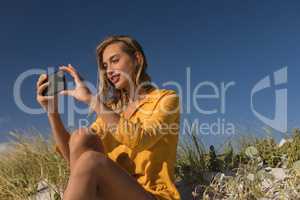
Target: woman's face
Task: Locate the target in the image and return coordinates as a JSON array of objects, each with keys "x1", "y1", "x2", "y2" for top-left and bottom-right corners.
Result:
[{"x1": 102, "y1": 42, "x2": 137, "y2": 90}]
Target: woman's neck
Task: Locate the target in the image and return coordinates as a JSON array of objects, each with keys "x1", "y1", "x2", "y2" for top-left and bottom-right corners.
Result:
[{"x1": 124, "y1": 86, "x2": 152, "y2": 103}]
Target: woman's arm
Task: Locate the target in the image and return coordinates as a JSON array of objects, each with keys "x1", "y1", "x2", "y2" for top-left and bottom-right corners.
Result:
[
  {"x1": 47, "y1": 112, "x2": 71, "y2": 162},
  {"x1": 36, "y1": 73, "x2": 71, "y2": 163}
]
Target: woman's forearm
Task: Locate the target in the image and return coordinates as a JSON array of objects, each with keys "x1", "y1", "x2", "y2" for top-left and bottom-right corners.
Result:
[{"x1": 47, "y1": 112, "x2": 71, "y2": 162}]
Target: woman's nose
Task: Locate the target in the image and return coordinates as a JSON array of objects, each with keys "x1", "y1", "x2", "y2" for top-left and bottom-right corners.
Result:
[{"x1": 107, "y1": 69, "x2": 114, "y2": 77}]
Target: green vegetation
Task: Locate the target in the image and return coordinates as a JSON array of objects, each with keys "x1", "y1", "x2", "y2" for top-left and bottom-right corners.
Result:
[
  {"x1": 176, "y1": 129, "x2": 300, "y2": 199},
  {"x1": 0, "y1": 129, "x2": 299, "y2": 199}
]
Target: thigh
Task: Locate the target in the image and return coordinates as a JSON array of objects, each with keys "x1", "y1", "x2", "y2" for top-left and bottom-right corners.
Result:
[
  {"x1": 83, "y1": 151, "x2": 156, "y2": 200},
  {"x1": 69, "y1": 128, "x2": 104, "y2": 153},
  {"x1": 69, "y1": 128, "x2": 104, "y2": 171}
]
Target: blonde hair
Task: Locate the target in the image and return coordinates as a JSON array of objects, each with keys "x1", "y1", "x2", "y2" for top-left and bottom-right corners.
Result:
[{"x1": 91, "y1": 35, "x2": 153, "y2": 114}]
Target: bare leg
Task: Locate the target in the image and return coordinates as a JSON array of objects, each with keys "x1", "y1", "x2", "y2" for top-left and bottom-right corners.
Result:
[
  {"x1": 68, "y1": 128, "x2": 104, "y2": 171},
  {"x1": 63, "y1": 128, "x2": 156, "y2": 200},
  {"x1": 64, "y1": 151, "x2": 99, "y2": 200},
  {"x1": 64, "y1": 150, "x2": 156, "y2": 200}
]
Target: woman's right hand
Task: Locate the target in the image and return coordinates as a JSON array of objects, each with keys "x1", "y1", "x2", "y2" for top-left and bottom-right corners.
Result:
[
  {"x1": 58, "y1": 64, "x2": 93, "y2": 105},
  {"x1": 36, "y1": 74, "x2": 59, "y2": 113}
]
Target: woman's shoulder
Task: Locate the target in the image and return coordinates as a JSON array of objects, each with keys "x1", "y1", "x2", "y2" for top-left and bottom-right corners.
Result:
[
  {"x1": 149, "y1": 88, "x2": 178, "y2": 98},
  {"x1": 147, "y1": 88, "x2": 179, "y2": 108}
]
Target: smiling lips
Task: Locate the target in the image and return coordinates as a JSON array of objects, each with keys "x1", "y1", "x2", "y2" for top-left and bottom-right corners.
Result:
[{"x1": 109, "y1": 73, "x2": 120, "y2": 84}]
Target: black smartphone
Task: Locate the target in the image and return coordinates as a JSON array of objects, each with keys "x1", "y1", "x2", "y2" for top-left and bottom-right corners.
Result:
[{"x1": 42, "y1": 70, "x2": 66, "y2": 96}]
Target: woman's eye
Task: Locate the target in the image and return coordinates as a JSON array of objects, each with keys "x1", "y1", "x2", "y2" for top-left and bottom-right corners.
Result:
[{"x1": 112, "y1": 59, "x2": 119, "y2": 64}]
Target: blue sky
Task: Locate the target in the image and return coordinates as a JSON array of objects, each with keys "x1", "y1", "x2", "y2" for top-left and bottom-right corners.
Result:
[{"x1": 1, "y1": 0, "x2": 300, "y2": 147}]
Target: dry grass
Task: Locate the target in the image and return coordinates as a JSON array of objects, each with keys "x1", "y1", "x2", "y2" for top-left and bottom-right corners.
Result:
[
  {"x1": 176, "y1": 128, "x2": 300, "y2": 199},
  {"x1": 0, "y1": 130, "x2": 69, "y2": 200},
  {"x1": 0, "y1": 128, "x2": 299, "y2": 199}
]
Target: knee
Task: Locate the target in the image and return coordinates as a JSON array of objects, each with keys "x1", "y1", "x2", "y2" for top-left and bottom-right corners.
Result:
[
  {"x1": 69, "y1": 128, "x2": 104, "y2": 153},
  {"x1": 69, "y1": 128, "x2": 87, "y2": 146},
  {"x1": 69, "y1": 128, "x2": 87, "y2": 152},
  {"x1": 74, "y1": 150, "x2": 109, "y2": 173}
]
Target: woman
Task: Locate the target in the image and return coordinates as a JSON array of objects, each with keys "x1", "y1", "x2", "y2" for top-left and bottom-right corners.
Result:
[{"x1": 36, "y1": 35, "x2": 181, "y2": 200}]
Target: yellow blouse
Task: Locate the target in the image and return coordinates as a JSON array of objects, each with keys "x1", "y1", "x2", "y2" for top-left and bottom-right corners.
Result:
[{"x1": 57, "y1": 88, "x2": 181, "y2": 200}]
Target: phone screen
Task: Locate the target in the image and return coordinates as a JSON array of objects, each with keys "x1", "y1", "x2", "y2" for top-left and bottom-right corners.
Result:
[{"x1": 42, "y1": 70, "x2": 66, "y2": 96}]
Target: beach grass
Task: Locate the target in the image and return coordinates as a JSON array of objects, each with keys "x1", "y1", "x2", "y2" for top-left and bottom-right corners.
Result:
[{"x1": 0, "y1": 128, "x2": 299, "y2": 199}]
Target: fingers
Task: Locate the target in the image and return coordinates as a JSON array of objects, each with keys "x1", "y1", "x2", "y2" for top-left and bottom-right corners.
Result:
[
  {"x1": 59, "y1": 66, "x2": 73, "y2": 76},
  {"x1": 67, "y1": 64, "x2": 81, "y2": 79},
  {"x1": 59, "y1": 64, "x2": 82, "y2": 84},
  {"x1": 38, "y1": 82, "x2": 50, "y2": 95},
  {"x1": 37, "y1": 94, "x2": 55, "y2": 102},
  {"x1": 67, "y1": 64, "x2": 76, "y2": 71},
  {"x1": 59, "y1": 90, "x2": 74, "y2": 96},
  {"x1": 36, "y1": 74, "x2": 47, "y2": 88}
]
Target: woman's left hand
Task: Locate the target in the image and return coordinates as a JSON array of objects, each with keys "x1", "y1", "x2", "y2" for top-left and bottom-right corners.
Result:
[{"x1": 59, "y1": 64, "x2": 92, "y2": 105}]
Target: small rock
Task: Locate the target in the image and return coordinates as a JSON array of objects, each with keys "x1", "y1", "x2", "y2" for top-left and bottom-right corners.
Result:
[
  {"x1": 265, "y1": 167, "x2": 272, "y2": 172},
  {"x1": 30, "y1": 179, "x2": 63, "y2": 200},
  {"x1": 270, "y1": 168, "x2": 287, "y2": 181}
]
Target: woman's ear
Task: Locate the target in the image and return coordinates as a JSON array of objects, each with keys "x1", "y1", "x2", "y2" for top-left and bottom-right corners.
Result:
[{"x1": 134, "y1": 51, "x2": 143, "y2": 67}]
